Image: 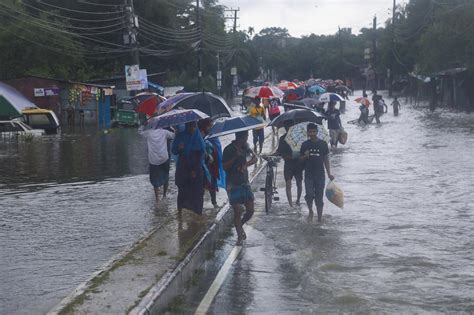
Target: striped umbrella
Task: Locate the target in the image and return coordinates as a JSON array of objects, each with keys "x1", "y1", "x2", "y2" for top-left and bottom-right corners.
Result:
[
  {"x1": 244, "y1": 86, "x2": 285, "y2": 99},
  {"x1": 277, "y1": 81, "x2": 299, "y2": 90}
]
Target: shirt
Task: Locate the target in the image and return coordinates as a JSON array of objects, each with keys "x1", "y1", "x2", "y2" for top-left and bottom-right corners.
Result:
[
  {"x1": 326, "y1": 108, "x2": 342, "y2": 130},
  {"x1": 249, "y1": 106, "x2": 265, "y2": 130},
  {"x1": 139, "y1": 127, "x2": 175, "y2": 166},
  {"x1": 268, "y1": 98, "x2": 281, "y2": 116},
  {"x1": 222, "y1": 141, "x2": 251, "y2": 186},
  {"x1": 300, "y1": 139, "x2": 329, "y2": 178}
]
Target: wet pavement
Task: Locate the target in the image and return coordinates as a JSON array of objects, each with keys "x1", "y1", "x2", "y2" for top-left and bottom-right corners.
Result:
[
  {"x1": 2, "y1": 93, "x2": 474, "y2": 313},
  {"x1": 185, "y1": 93, "x2": 474, "y2": 314}
]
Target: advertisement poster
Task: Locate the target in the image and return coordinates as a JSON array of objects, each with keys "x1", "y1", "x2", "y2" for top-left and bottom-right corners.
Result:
[
  {"x1": 125, "y1": 65, "x2": 141, "y2": 91},
  {"x1": 139, "y1": 69, "x2": 148, "y2": 90}
]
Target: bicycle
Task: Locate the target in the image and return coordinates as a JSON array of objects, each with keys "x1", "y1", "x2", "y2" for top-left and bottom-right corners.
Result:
[{"x1": 260, "y1": 155, "x2": 281, "y2": 213}]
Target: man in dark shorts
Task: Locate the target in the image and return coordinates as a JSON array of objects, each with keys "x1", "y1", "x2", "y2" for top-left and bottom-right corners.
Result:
[
  {"x1": 139, "y1": 125, "x2": 175, "y2": 203},
  {"x1": 222, "y1": 131, "x2": 258, "y2": 245},
  {"x1": 276, "y1": 124, "x2": 303, "y2": 207},
  {"x1": 300, "y1": 123, "x2": 334, "y2": 222}
]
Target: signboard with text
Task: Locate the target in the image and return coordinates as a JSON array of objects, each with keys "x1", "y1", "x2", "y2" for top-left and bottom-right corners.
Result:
[
  {"x1": 139, "y1": 69, "x2": 148, "y2": 90},
  {"x1": 125, "y1": 64, "x2": 141, "y2": 91},
  {"x1": 34, "y1": 88, "x2": 59, "y2": 97}
]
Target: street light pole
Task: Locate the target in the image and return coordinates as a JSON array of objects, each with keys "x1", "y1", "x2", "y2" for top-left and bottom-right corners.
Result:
[
  {"x1": 389, "y1": 0, "x2": 396, "y2": 97},
  {"x1": 196, "y1": 0, "x2": 202, "y2": 90}
]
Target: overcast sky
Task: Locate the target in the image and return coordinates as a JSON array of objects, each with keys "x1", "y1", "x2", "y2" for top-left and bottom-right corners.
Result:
[{"x1": 218, "y1": 0, "x2": 407, "y2": 37}]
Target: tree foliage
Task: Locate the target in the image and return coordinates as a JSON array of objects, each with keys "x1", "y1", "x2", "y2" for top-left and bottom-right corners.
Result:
[{"x1": 0, "y1": 0, "x2": 472, "y2": 90}]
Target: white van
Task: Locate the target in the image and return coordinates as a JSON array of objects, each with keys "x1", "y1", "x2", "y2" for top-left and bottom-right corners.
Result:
[{"x1": 0, "y1": 119, "x2": 45, "y2": 137}]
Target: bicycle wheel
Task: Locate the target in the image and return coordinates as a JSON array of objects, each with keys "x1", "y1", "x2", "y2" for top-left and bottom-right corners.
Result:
[{"x1": 264, "y1": 171, "x2": 273, "y2": 214}]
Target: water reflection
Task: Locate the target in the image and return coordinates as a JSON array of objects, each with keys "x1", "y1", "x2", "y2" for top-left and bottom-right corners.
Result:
[{"x1": 0, "y1": 127, "x2": 148, "y2": 188}]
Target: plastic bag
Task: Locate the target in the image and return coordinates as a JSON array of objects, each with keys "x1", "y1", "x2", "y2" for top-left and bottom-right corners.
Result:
[
  {"x1": 325, "y1": 180, "x2": 344, "y2": 209},
  {"x1": 338, "y1": 130, "x2": 348, "y2": 145}
]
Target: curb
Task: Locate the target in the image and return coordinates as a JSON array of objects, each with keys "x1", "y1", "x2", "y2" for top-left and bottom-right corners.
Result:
[{"x1": 129, "y1": 160, "x2": 268, "y2": 315}]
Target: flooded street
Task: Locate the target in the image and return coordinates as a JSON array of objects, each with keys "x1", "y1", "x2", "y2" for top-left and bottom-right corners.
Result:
[
  {"x1": 0, "y1": 128, "x2": 158, "y2": 314},
  {"x1": 1, "y1": 95, "x2": 474, "y2": 314},
  {"x1": 192, "y1": 95, "x2": 474, "y2": 313}
]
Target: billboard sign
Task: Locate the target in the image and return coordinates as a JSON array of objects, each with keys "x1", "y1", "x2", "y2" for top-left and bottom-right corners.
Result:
[{"x1": 125, "y1": 65, "x2": 141, "y2": 91}]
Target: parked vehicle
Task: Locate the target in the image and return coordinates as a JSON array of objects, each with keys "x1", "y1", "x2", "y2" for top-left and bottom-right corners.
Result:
[
  {"x1": 111, "y1": 97, "x2": 140, "y2": 127},
  {"x1": 0, "y1": 119, "x2": 45, "y2": 137},
  {"x1": 22, "y1": 108, "x2": 60, "y2": 134}
]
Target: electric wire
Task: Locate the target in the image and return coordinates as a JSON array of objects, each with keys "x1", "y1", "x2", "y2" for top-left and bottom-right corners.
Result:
[{"x1": 37, "y1": 0, "x2": 125, "y2": 15}]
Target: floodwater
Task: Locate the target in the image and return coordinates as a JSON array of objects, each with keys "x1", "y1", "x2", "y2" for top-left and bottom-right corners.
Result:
[
  {"x1": 0, "y1": 127, "x2": 157, "y2": 314},
  {"x1": 196, "y1": 94, "x2": 474, "y2": 314}
]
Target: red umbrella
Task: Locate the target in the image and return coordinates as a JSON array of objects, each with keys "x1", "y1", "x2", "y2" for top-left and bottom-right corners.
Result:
[
  {"x1": 277, "y1": 81, "x2": 298, "y2": 90},
  {"x1": 354, "y1": 97, "x2": 371, "y2": 107},
  {"x1": 136, "y1": 95, "x2": 165, "y2": 116},
  {"x1": 244, "y1": 86, "x2": 284, "y2": 98}
]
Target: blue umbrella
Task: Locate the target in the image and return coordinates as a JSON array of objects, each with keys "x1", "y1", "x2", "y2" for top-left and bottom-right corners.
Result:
[
  {"x1": 308, "y1": 85, "x2": 326, "y2": 94},
  {"x1": 318, "y1": 92, "x2": 344, "y2": 103},
  {"x1": 207, "y1": 116, "x2": 265, "y2": 138},
  {"x1": 145, "y1": 109, "x2": 209, "y2": 129}
]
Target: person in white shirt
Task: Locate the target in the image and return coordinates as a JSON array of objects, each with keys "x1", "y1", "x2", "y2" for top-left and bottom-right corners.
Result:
[{"x1": 139, "y1": 125, "x2": 175, "y2": 203}]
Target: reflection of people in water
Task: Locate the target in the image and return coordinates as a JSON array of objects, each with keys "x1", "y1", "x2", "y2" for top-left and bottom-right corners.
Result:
[
  {"x1": 78, "y1": 108, "x2": 85, "y2": 126},
  {"x1": 66, "y1": 105, "x2": 75, "y2": 126}
]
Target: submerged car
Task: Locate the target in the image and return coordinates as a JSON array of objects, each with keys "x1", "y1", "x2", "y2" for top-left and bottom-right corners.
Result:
[
  {"x1": 22, "y1": 108, "x2": 60, "y2": 134},
  {"x1": 0, "y1": 119, "x2": 45, "y2": 137}
]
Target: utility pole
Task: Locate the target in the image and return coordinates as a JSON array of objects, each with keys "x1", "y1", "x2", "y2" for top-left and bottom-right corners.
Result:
[
  {"x1": 216, "y1": 52, "x2": 222, "y2": 95},
  {"x1": 372, "y1": 15, "x2": 377, "y2": 93},
  {"x1": 338, "y1": 26, "x2": 344, "y2": 63},
  {"x1": 388, "y1": 0, "x2": 396, "y2": 97},
  {"x1": 124, "y1": 0, "x2": 139, "y2": 66},
  {"x1": 196, "y1": 0, "x2": 202, "y2": 90},
  {"x1": 225, "y1": 8, "x2": 239, "y2": 98}
]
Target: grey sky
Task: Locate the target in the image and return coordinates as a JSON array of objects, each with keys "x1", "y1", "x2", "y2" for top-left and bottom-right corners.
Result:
[{"x1": 218, "y1": 0, "x2": 407, "y2": 37}]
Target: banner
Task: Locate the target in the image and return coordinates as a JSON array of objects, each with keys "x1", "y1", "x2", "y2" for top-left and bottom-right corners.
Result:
[
  {"x1": 139, "y1": 69, "x2": 148, "y2": 90},
  {"x1": 125, "y1": 65, "x2": 141, "y2": 91}
]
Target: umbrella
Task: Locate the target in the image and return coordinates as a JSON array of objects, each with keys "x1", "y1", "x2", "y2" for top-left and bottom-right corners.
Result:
[
  {"x1": 157, "y1": 92, "x2": 232, "y2": 119},
  {"x1": 318, "y1": 92, "x2": 344, "y2": 103},
  {"x1": 335, "y1": 85, "x2": 350, "y2": 92},
  {"x1": 244, "y1": 86, "x2": 285, "y2": 99},
  {"x1": 0, "y1": 82, "x2": 38, "y2": 119},
  {"x1": 308, "y1": 85, "x2": 326, "y2": 94},
  {"x1": 207, "y1": 116, "x2": 265, "y2": 139},
  {"x1": 354, "y1": 97, "x2": 371, "y2": 106},
  {"x1": 135, "y1": 95, "x2": 166, "y2": 116},
  {"x1": 132, "y1": 91, "x2": 158, "y2": 103},
  {"x1": 277, "y1": 81, "x2": 298, "y2": 90},
  {"x1": 284, "y1": 122, "x2": 330, "y2": 154},
  {"x1": 145, "y1": 109, "x2": 209, "y2": 129},
  {"x1": 268, "y1": 109, "x2": 325, "y2": 128}
]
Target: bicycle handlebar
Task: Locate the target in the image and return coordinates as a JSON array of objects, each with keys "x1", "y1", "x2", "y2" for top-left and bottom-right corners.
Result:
[{"x1": 261, "y1": 155, "x2": 281, "y2": 162}]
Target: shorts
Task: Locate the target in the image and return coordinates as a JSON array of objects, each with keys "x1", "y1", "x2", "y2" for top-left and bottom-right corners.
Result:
[
  {"x1": 329, "y1": 129, "x2": 340, "y2": 145},
  {"x1": 227, "y1": 184, "x2": 254, "y2": 205},
  {"x1": 284, "y1": 160, "x2": 303, "y2": 182},
  {"x1": 149, "y1": 162, "x2": 170, "y2": 188},
  {"x1": 304, "y1": 175, "x2": 325, "y2": 208}
]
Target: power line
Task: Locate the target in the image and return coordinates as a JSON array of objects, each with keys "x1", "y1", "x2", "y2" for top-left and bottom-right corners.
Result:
[
  {"x1": 37, "y1": 0, "x2": 125, "y2": 15},
  {"x1": 19, "y1": 1, "x2": 126, "y2": 23}
]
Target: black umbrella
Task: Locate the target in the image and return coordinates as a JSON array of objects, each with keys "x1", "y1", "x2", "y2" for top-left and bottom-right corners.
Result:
[
  {"x1": 158, "y1": 92, "x2": 232, "y2": 119},
  {"x1": 268, "y1": 109, "x2": 325, "y2": 128}
]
